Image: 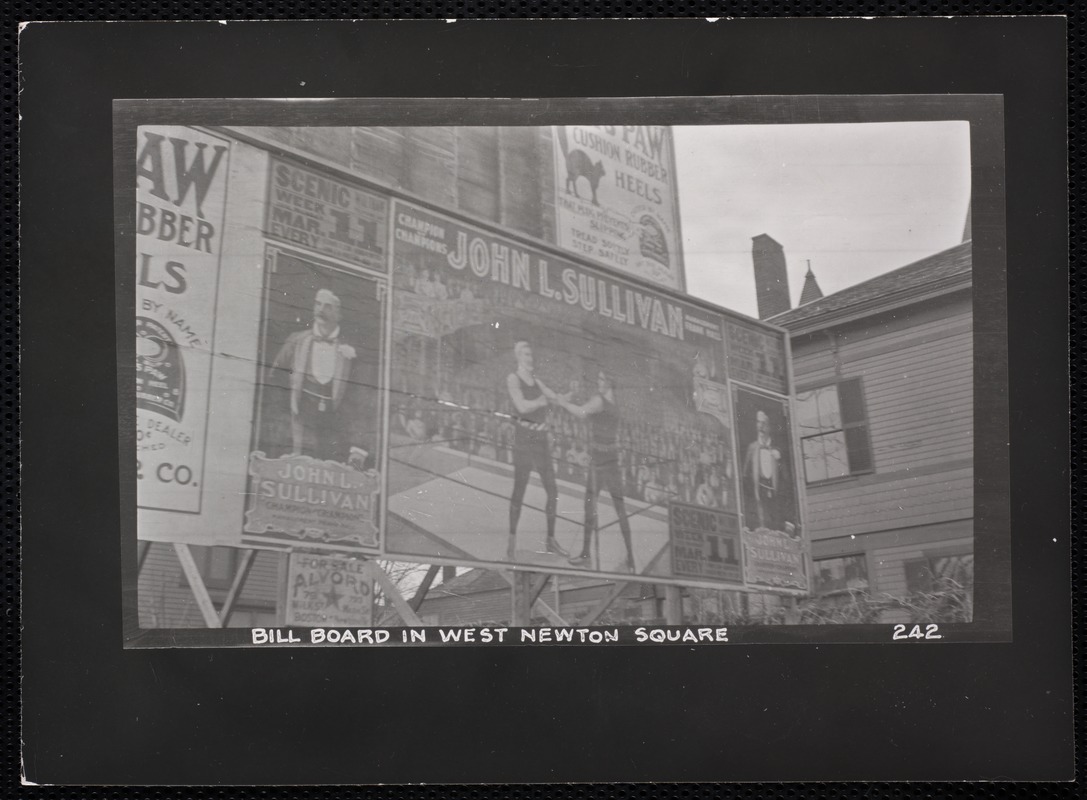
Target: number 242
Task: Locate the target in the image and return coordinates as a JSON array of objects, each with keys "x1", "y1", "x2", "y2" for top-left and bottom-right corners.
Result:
[{"x1": 892, "y1": 623, "x2": 942, "y2": 640}]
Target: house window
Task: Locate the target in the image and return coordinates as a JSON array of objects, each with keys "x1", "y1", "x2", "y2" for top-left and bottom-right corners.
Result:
[
  {"x1": 906, "y1": 553, "x2": 974, "y2": 594},
  {"x1": 795, "y1": 378, "x2": 873, "y2": 483},
  {"x1": 812, "y1": 554, "x2": 870, "y2": 595}
]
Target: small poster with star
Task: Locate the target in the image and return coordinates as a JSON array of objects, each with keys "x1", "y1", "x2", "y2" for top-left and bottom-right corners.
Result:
[{"x1": 284, "y1": 553, "x2": 375, "y2": 627}]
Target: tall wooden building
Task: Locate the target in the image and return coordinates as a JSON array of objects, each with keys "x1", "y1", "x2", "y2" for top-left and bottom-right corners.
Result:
[{"x1": 770, "y1": 240, "x2": 974, "y2": 617}]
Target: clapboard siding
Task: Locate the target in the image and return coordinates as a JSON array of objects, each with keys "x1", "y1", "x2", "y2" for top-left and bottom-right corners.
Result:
[
  {"x1": 838, "y1": 315, "x2": 972, "y2": 356},
  {"x1": 867, "y1": 533, "x2": 973, "y2": 623},
  {"x1": 859, "y1": 329, "x2": 973, "y2": 475},
  {"x1": 790, "y1": 347, "x2": 973, "y2": 396},
  {"x1": 791, "y1": 303, "x2": 971, "y2": 357},
  {"x1": 792, "y1": 293, "x2": 973, "y2": 539},
  {"x1": 790, "y1": 357, "x2": 838, "y2": 384},
  {"x1": 807, "y1": 468, "x2": 971, "y2": 537},
  {"x1": 870, "y1": 534, "x2": 974, "y2": 596},
  {"x1": 138, "y1": 544, "x2": 282, "y2": 629},
  {"x1": 419, "y1": 589, "x2": 511, "y2": 626}
]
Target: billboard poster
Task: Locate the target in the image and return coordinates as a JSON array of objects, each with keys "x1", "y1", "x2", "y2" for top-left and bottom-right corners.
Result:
[
  {"x1": 386, "y1": 199, "x2": 745, "y2": 586},
  {"x1": 732, "y1": 386, "x2": 809, "y2": 592},
  {"x1": 242, "y1": 249, "x2": 386, "y2": 552},
  {"x1": 136, "y1": 126, "x2": 231, "y2": 513},
  {"x1": 725, "y1": 320, "x2": 789, "y2": 396},
  {"x1": 265, "y1": 155, "x2": 388, "y2": 272},
  {"x1": 669, "y1": 502, "x2": 744, "y2": 585},
  {"x1": 284, "y1": 553, "x2": 375, "y2": 627},
  {"x1": 551, "y1": 125, "x2": 684, "y2": 291}
]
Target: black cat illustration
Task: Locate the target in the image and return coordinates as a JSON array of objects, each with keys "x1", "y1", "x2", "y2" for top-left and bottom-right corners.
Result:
[{"x1": 556, "y1": 127, "x2": 606, "y2": 206}]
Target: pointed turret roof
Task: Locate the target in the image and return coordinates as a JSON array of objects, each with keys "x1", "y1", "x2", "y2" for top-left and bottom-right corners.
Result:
[{"x1": 798, "y1": 263, "x2": 824, "y2": 306}]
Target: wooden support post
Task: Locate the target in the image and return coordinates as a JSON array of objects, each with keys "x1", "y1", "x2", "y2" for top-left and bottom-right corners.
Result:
[
  {"x1": 172, "y1": 543, "x2": 222, "y2": 629},
  {"x1": 526, "y1": 573, "x2": 550, "y2": 607},
  {"x1": 511, "y1": 571, "x2": 533, "y2": 626},
  {"x1": 409, "y1": 565, "x2": 441, "y2": 612},
  {"x1": 137, "y1": 541, "x2": 151, "y2": 575},
  {"x1": 532, "y1": 598, "x2": 566, "y2": 626},
  {"x1": 783, "y1": 595, "x2": 801, "y2": 625},
  {"x1": 664, "y1": 585, "x2": 683, "y2": 625},
  {"x1": 576, "y1": 545, "x2": 671, "y2": 626},
  {"x1": 578, "y1": 581, "x2": 629, "y2": 627},
  {"x1": 500, "y1": 569, "x2": 569, "y2": 626},
  {"x1": 275, "y1": 551, "x2": 288, "y2": 627},
  {"x1": 369, "y1": 561, "x2": 425, "y2": 626},
  {"x1": 219, "y1": 549, "x2": 257, "y2": 628}
]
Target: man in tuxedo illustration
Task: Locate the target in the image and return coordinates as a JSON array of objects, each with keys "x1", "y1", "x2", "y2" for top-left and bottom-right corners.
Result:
[
  {"x1": 741, "y1": 409, "x2": 795, "y2": 535},
  {"x1": 272, "y1": 288, "x2": 367, "y2": 468}
]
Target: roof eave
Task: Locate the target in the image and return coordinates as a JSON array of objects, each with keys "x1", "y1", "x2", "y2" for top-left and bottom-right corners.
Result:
[{"x1": 775, "y1": 274, "x2": 972, "y2": 337}]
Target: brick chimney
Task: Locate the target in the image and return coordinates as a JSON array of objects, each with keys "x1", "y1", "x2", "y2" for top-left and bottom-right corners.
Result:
[{"x1": 752, "y1": 234, "x2": 792, "y2": 319}]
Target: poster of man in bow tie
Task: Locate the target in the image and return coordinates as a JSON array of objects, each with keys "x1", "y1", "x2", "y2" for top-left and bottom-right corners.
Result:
[
  {"x1": 272, "y1": 287, "x2": 358, "y2": 463},
  {"x1": 735, "y1": 387, "x2": 798, "y2": 538},
  {"x1": 258, "y1": 252, "x2": 382, "y2": 472}
]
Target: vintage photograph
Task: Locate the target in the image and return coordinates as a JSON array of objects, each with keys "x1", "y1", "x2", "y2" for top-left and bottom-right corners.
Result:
[
  {"x1": 21, "y1": 14, "x2": 1071, "y2": 785},
  {"x1": 124, "y1": 104, "x2": 995, "y2": 640}
]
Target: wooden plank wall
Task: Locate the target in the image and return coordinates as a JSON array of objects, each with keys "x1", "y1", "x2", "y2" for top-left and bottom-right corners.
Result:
[
  {"x1": 791, "y1": 293, "x2": 974, "y2": 541},
  {"x1": 869, "y1": 534, "x2": 974, "y2": 600},
  {"x1": 248, "y1": 126, "x2": 561, "y2": 247},
  {"x1": 137, "y1": 544, "x2": 281, "y2": 629}
]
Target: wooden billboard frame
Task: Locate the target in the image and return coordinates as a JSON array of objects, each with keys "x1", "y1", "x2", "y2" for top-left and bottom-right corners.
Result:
[{"x1": 122, "y1": 110, "x2": 817, "y2": 635}]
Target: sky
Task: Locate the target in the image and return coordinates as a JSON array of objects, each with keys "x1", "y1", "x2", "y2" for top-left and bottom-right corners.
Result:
[{"x1": 673, "y1": 121, "x2": 973, "y2": 318}]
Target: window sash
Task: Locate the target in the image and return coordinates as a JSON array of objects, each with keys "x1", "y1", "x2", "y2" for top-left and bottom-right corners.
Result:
[
  {"x1": 796, "y1": 378, "x2": 872, "y2": 483},
  {"x1": 812, "y1": 554, "x2": 870, "y2": 594}
]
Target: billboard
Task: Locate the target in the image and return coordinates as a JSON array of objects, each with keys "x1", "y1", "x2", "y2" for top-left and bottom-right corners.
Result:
[
  {"x1": 551, "y1": 126, "x2": 685, "y2": 291},
  {"x1": 385, "y1": 198, "x2": 770, "y2": 588},
  {"x1": 136, "y1": 126, "x2": 231, "y2": 513},
  {"x1": 130, "y1": 127, "x2": 805, "y2": 593}
]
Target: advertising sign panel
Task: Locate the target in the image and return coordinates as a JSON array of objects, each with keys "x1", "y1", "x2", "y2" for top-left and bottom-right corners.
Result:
[
  {"x1": 284, "y1": 553, "x2": 375, "y2": 627},
  {"x1": 551, "y1": 125, "x2": 684, "y2": 291},
  {"x1": 242, "y1": 248, "x2": 387, "y2": 552},
  {"x1": 669, "y1": 502, "x2": 744, "y2": 585},
  {"x1": 266, "y1": 155, "x2": 389, "y2": 272},
  {"x1": 136, "y1": 126, "x2": 231, "y2": 513},
  {"x1": 733, "y1": 385, "x2": 809, "y2": 592},
  {"x1": 725, "y1": 320, "x2": 789, "y2": 396},
  {"x1": 386, "y1": 199, "x2": 746, "y2": 586}
]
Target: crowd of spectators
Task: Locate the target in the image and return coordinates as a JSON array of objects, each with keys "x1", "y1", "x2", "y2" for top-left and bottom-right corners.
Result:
[
  {"x1": 395, "y1": 262, "x2": 478, "y2": 302},
  {"x1": 392, "y1": 370, "x2": 737, "y2": 511}
]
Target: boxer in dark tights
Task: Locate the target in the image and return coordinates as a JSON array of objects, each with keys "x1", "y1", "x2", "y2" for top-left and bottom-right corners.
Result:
[
  {"x1": 558, "y1": 370, "x2": 636, "y2": 572},
  {"x1": 505, "y1": 340, "x2": 566, "y2": 561}
]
